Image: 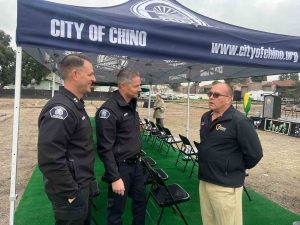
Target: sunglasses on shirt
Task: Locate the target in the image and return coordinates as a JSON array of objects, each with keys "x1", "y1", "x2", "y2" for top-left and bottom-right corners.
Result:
[{"x1": 207, "y1": 92, "x2": 229, "y2": 98}]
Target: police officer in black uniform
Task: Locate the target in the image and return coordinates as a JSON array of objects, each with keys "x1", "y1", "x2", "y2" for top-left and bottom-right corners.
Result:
[
  {"x1": 95, "y1": 68, "x2": 146, "y2": 225},
  {"x1": 38, "y1": 54, "x2": 96, "y2": 225}
]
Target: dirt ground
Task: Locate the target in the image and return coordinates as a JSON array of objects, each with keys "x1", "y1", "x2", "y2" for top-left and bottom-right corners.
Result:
[{"x1": 0, "y1": 98, "x2": 299, "y2": 224}]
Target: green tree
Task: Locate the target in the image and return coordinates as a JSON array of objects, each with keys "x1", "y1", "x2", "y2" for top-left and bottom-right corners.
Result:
[
  {"x1": 279, "y1": 73, "x2": 299, "y2": 81},
  {"x1": 251, "y1": 76, "x2": 267, "y2": 82},
  {"x1": 0, "y1": 30, "x2": 50, "y2": 89},
  {"x1": 0, "y1": 30, "x2": 15, "y2": 88},
  {"x1": 168, "y1": 83, "x2": 181, "y2": 92},
  {"x1": 22, "y1": 52, "x2": 50, "y2": 87},
  {"x1": 212, "y1": 80, "x2": 220, "y2": 85}
]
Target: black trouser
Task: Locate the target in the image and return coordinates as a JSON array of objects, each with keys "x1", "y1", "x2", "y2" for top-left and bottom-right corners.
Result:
[
  {"x1": 107, "y1": 161, "x2": 146, "y2": 225},
  {"x1": 156, "y1": 118, "x2": 164, "y2": 127},
  {"x1": 47, "y1": 186, "x2": 91, "y2": 225}
]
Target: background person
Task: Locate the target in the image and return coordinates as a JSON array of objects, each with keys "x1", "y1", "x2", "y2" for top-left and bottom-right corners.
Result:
[
  {"x1": 197, "y1": 83, "x2": 263, "y2": 225},
  {"x1": 153, "y1": 94, "x2": 165, "y2": 127},
  {"x1": 38, "y1": 54, "x2": 96, "y2": 225},
  {"x1": 95, "y1": 68, "x2": 146, "y2": 225}
]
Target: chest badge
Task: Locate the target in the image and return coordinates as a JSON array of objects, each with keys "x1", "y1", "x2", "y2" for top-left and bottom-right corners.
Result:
[
  {"x1": 82, "y1": 116, "x2": 86, "y2": 120},
  {"x1": 216, "y1": 124, "x2": 226, "y2": 132},
  {"x1": 124, "y1": 112, "x2": 128, "y2": 117}
]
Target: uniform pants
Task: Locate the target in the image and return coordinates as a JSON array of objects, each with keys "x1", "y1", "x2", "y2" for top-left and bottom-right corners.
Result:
[
  {"x1": 155, "y1": 118, "x2": 164, "y2": 127},
  {"x1": 47, "y1": 186, "x2": 91, "y2": 225},
  {"x1": 107, "y1": 162, "x2": 146, "y2": 225},
  {"x1": 199, "y1": 180, "x2": 243, "y2": 225}
]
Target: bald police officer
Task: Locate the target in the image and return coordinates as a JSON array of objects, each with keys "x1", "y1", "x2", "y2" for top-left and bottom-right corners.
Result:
[
  {"x1": 38, "y1": 54, "x2": 96, "y2": 225},
  {"x1": 95, "y1": 68, "x2": 146, "y2": 225}
]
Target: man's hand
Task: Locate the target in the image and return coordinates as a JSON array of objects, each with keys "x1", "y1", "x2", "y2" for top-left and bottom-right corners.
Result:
[{"x1": 112, "y1": 178, "x2": 125, "y2": 196}]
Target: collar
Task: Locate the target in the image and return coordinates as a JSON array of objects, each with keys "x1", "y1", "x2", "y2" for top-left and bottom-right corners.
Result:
[
  {"x1": 60, "y1": 87, "x2": 85, "y2": 110},
  {"x1": 210, "y1": 105, "x2": 235, "y2": 122},
  {"x1": 114, "y1": 90, "x2": 137, "y2": 110}
]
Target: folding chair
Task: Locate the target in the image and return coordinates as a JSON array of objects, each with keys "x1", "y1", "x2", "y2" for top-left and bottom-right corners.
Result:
[
  {"x1": 175, "y1": 135, "x2": 197, "y2": 172},
  {"x1": 161, "y1": 127, "x2": 182, "y2": 155},
  {"x1": 141, "y1": 157, "x2": 168, "y2": 185},
  {"x1": 144, "y1": 161, "x2": 190, "y2": 225},
  {"x1": 243, "y1": 173, "x2": 252, "y2": 201}
]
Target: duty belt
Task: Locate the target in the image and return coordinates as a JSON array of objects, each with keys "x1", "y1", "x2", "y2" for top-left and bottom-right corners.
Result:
[{"x1": 121, "y1": 154, "x2": 141, "y2": 164}]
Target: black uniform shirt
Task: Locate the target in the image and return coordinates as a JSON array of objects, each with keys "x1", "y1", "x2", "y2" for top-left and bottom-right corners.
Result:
[
  {"x1": 95, "y1": 91, "x2": 141, "y2": 183},
  {"x1": 38, "y1": 88, "x2": 95, "y2": 198}
]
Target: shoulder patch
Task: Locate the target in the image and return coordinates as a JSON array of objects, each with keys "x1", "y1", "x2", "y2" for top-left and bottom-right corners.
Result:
[
  {"x1": 49, "y1": 106, "x2": 68, "y2": 120},
  {"x1": 99, "y1": 109, "x2": 110, "y2": 119}
]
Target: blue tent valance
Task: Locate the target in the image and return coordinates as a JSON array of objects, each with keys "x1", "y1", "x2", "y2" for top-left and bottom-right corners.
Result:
[{"x1": 17, "y1": 0, "x2": 300, "y2": 83}]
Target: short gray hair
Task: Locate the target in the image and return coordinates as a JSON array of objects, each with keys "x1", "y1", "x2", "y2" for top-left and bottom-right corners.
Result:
[
  {"x1": 60, "y1": 54, "x2": 92, "y2": 80},
  {"x1": 117, "y1": 68, "x2": 140, "y2": 86}
]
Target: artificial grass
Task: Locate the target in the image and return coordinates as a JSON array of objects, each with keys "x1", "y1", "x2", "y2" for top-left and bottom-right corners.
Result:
[{"x1": 14, "y1": 118, "x2": 300, "y2": 225}]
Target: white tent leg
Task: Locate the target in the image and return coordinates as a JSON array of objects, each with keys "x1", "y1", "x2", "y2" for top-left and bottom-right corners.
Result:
[
  {"x1": 51, "y1": 72, "x2": 56, "y2": 97},
  {"x1": 147, "y1": 85, "x2": 152, "y2": 120},
  {"x1": 186, "y1": 81, "x2": 190, "y2": 138},
  {"x1": 9, "y1": 47, "x2": 23, "y2": 225}
]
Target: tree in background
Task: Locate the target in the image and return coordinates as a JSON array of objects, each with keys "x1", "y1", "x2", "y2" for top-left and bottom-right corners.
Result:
[
  {"x1": 0, "y1": 30, "x2": 50, "y2": 89},
  {"x1": 279, "y1": 73, "x2": 299, "y2": 81},
  {"x1": 168, "y1": 83, "x2": 181, "y2": 92},
  {"x1": 0, "y1": 30, "x2": 15, "y2": 88},
  {"x1": 21, "y1": 52, "x2": 50, "y2": 87},
  {"x1": 212, "y1": 80, "x2": 220, "y2": 85},
  {"x1": 251, "y1": 76, "x2": 267, "y2": 82}
]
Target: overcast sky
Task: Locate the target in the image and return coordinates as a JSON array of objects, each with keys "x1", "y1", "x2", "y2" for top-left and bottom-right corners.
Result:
[
  {"x1": 1, "y1": 0, "x2": 300, "y2": 48},
  {"x1": 0, "y1": 0, "x2": 299, "y2": 82}
]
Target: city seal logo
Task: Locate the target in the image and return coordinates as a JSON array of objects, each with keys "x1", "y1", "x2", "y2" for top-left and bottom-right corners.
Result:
[
  {"x1": 130, "y1": 0, "x2": 209, "y2": 27},
  {"x1": 216, "y1": 124, "x2": 226, "y2": 132},
  {"x1": 49, "y1": 106, "x2": 68, "y2": 120},
  {"x1": 99, "y1": 109, "x2": 110, "y2": 119}
]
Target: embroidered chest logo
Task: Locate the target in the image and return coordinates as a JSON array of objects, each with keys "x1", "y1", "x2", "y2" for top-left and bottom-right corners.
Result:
[{"x1": 216, "y1": 124, "x2": 226, "y2": 132}]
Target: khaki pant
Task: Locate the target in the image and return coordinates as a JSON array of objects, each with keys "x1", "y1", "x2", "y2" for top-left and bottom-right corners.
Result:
[{"x1": 199, "y1": 181, "x2": 243, "y2": 225}]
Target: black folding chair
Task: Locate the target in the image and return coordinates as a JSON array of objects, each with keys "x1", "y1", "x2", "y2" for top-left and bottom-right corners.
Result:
[
  {"x1": 161, "y1": 127, "x2": 182, "y2": 155},
  {"x1": 175, "y1": 135, "x2": 197, "y2": 172},
  {"x1": 144, "y1": 161, "x2": 190, "y2": 225},
  {"x1": 141, "y1": 157, "x2": 168, "y2": 185},
  {"x1": 144, "y1": 118, "x2": 158, "y2": 142}
]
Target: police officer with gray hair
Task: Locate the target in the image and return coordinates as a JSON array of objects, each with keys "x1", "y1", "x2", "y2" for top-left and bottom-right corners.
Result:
[
  {"x1": 38, "y1": 54, "x2": 96, "y2": 225},
  {"x1": 95, "y1": 68, "x2": 146, "y2": 225}
]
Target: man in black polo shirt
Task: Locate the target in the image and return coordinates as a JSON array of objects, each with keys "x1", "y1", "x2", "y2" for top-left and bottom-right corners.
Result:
[
  {"x1": 95, "y1": 68, "x2": 146, "y2": 225},
  {"x1": 198, "y1": 83, "x2": 263, "y2": 225}
]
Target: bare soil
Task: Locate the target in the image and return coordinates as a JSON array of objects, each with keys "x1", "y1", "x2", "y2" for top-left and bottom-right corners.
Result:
[{"x1": 0, "y1": 98, "x2": 299, "y2": 225}]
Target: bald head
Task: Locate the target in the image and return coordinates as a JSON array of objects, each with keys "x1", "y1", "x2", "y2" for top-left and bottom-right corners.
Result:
[
  {"x1": 208, "y1": 82, "x2": 233, "y2": 114},
  {"x1": 212, "y1": 83, "x2": 233, "y2": 97}
]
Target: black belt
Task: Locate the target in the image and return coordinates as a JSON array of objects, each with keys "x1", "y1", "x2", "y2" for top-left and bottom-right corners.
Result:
[{"x1": 120, "y1": 154, "x2": 141, "y2": 165}]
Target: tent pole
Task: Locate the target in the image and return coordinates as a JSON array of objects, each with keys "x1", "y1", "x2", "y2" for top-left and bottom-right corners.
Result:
[
  {"x1": 9, "y1": 47, "x2": 23, "y2": 225},
  {"x1": 148, "y1": 85, "x2": 152, "y2": 120},
  {"x1": 186, "y1": 81, "x2": 190, "y2": 138},
  {"x1": 51, "y1": 72, "x2": 56, "y2": 97}
]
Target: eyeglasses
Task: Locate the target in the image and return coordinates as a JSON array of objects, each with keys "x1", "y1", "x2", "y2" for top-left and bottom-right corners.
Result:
[{"x1": 207, "y1": 92, "x2": 229, "y2": 98}]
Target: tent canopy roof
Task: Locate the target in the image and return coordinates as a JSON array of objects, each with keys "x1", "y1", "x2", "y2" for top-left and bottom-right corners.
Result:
[{"x1": 17, "y1": 0, "x2": 300, "y2": 84}]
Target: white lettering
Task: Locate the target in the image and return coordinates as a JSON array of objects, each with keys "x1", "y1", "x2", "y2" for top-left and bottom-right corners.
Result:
[
  {"x1": 109, "y1": 27, "x2": 147, "y2": 47},
  {"x1": 89, "y1": 25, "x2": 105, "y2": 42},
  {"x1": 50, "y1": 19, "x2": 84, "y2": 39}
]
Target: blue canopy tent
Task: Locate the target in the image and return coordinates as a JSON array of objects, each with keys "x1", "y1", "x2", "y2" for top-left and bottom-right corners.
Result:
[{"x1": 10, "y1": 0, "x2": 300, "y2": 224}]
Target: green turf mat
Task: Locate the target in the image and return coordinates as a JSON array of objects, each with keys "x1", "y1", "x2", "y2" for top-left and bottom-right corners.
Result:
[{"x1": 14, "y1": 118, "x2": 300, "y2": 225}]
